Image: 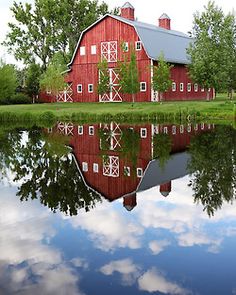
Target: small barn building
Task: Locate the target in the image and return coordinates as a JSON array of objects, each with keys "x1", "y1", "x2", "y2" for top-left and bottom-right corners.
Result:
[{"x1": 41, "y1": 2, "x2": 213, "y2": 103}]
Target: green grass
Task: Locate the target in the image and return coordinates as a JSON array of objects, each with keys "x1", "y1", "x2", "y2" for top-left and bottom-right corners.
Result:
[{"x1": 0, "y1": 94, "x2": 235, "y2": 124}]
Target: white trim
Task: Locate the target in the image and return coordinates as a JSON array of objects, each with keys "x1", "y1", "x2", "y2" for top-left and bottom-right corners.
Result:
[
  {"x1": 91, "y1": 45, "x2": 96, "y2": 55},
  {"x1": 80, "y1": 46, "x2": 85, "y2": 56},
  {"x1": 88, "y1": 84, "x2": 93, "y2": 93},
  {"x1": 89, "y1": 126, "x2": 94, "y2": 135},
  {"x1": 137, "y1": 168, "x2": 143, "y2": 178},
  {"x1": 124, "y1": 166, "x2": 130, "y2": 176},
  {"x1": 140, "y1": 82, "x2": 146, "y2": 92},
  {"x1": 140, "y1": 128, "x2": 147, "y2": 138},
  {"x1": 135, "y1": 41, "x2": 142, "y2": 51},
  {"x1": 93, "y1": 163, "x2": 99, "y2": 173},
  {"x1": 187, "y1": 83, "x2": 191, "y2": 92},
  {"x1": 77, "y1": 84, "x2": 82, "y2": 93},
  {"x1": 78, "y1": 125, "x2": 83, "y2": 135},
  {"x1": 82, "y1": 162, "x2": 88, "y2": 172},
  {"x1": 172, "y1": 82, "x2": 176, "y2": 92},
  {"x1": 180, "y1": 82, "x2": 184, "y2": 92},
  {"x1": 194, "y1": 83, "x2": 198, "y2": 92}
]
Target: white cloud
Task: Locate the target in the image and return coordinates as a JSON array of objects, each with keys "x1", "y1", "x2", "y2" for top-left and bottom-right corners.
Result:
[
  {"x1": 138, "y1": 267, "x2": 190, "y2": 295},
  {"x1": 71, "y1": 257, "x2": 89, "y2": 270},
  {"x1": 100, "y1": 258, "x2": 141, "y2": 286},
  {"x1": 149, "y1": 240, "x2": 170, "y2": 255}
]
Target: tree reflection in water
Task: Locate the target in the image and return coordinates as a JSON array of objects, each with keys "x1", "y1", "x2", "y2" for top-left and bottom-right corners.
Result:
[
  {"x1": 0, "y1": 128, "x2": 102, "y2": 215},
  {"x1": 188, "y1": 125, "x2": 236, "y2": 217}
]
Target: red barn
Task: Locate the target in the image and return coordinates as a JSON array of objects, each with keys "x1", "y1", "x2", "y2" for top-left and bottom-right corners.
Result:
[{"x1": 40, "y1": 2, "x2": 213, "y2": 103}]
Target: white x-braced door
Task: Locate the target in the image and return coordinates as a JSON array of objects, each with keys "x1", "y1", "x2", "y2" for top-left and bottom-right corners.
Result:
[
  {"x1": 99, "y1": 68, "x2": 122, "y2": 102},
  {"x1": 57, "y1": 83, "x2": 73, "y2": 102},
  {"x1": 103, "y1": 155, "x2": 119, "y2": 177},
  {"x1": 101, "y1": 41, "x2": 117, "y2": 62}
]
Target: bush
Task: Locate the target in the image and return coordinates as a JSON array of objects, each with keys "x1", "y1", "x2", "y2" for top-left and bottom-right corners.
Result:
[{"x1": 9, "y1": 93, "x2": 31, "y2": 104}]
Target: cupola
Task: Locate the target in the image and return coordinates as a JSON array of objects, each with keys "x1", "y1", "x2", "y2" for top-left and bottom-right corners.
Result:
[
  {"x1": 121, "y1": 2, "x2": 135, "y2": 21},
  {"x1": 160, "y1": 181, "x2": 172, "y2": 197},
  {"x1": 159, "y1": 13, "x2": 171, "y2": 30},
  {"x1": 123, "y1": 193, "x2": 137, "y2": 211}
]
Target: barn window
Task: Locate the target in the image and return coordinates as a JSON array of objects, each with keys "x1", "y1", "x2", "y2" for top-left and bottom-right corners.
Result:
[
  {"x1": 88, "y1": 84, "x2": 93, "y2": 93},
  {"x1": 78, "y1": 125, "x2": 83, "y2": 135},
  {"x1": 201, "y1": 87, "x2": 204, "y2": 92},
  {"x1": 140, "y1": 128, "x2": 147, "y2": 138},
  {"x1": 93, "y1": 163, "x2": 99, "y2": 173},
  {"x1": 187, "y1": 83, "x2": 191, "y2": 92},
  {"x1": 137, "y1": 168, "x2": 143, "y2": 178},
  {"x1": 91, "y1": 45, "x2": 96, "y2": 55},
  {"x1": 46, "y1": 88, "x2": 52, "y2": 94},
  {"x1": 80, "y1": 46, "x2": 85, "y2": 56},
  {"x1": 194, "y1": 84, "x2": 198, "y2": 92},
  {"x1": 77, "y1": 84, "x2": 82, "y2": 93},
  {"x1": 123, "y1": 42, "x2": 129, "y2": 52},
  {"x1": 140, "y1": 82, "x2": 146, "y2": 92},
  {"x1": 124, "y1": 166, "x2": 130, "y2": 176},
  {"x1": 82, "y1": 162, "x2": 88, "y2": 172},
  {"x1": 135, "y1": 41, "x2": 142, "y2": 51},
  {"x1": 180, "y1": 83, "x2": 184, "y2": 92},
  {"x1": 89, "y1": 126, "x2": 94, "y2": 135},
  {"x1": 208, "y1": 88, "x2": 211, "y2": 92},
  {"x1": 172, "y1": 82, "x2": 176, "y2": 92},
  {"x1": 172, "y1": 126, "x2": 176, "y2": 134},
  {"x1": 101, "y1": 41, "x2": 117, "y2": 62}
]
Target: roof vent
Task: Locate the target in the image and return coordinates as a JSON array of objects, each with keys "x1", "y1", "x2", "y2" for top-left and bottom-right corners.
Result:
[
  {"x1": 121, "y1": 2, "x2": 135, "y2": 21},
  {"x1": 159, "y1": 13, "x2": 171, "y2": 30}
]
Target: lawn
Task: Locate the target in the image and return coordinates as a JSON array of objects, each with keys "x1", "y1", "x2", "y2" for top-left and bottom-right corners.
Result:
[{"x1": 0, "y1": 94, "x2": 235, "y2": 123}]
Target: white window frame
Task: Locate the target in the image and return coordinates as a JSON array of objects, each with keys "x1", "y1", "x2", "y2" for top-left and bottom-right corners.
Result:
[
  {"x1": 91, "y1": 45, "x2": 96, "y2": 55},
  {"x1": 78, "y1": 125, "x2": 83, "y2": 135},
  {"x1": 172, "y1": 82, "x2": 176, "y2": 92},
  {"x1": 194, "y1": 83, "x2": 198, "y2": 92},
  {"x1": 77, "y1": 84, "x2": 82, "y2": 93},
  {"x1": 123, "y1": 42, "x2": 129, "y2": 52},
  {"x1": 135, "y1": 41, "x2": 142, "y2": 51},
  {"x1": 46, "y1": 88, "x2": 52, "y2": 95},
  {"x1": 140, "y1": 82, "x2": 146, "y2": 92},
  {"x1": 187, "y1": 83, "x2": 191, "y2": 92},
  {"x1": 80, "y1": 46, "x2": 85, "y2": 56},
  {"x1": 89, "y1": 126, "x2": 94, "y2": 136},
  {"x1": 137, "y1": 168, "x2": 143, "y2": 178},
  {"x1": 163, "y1": 126, "x2": 168, "y2": 134},
  {"x1": 201, "y1": 87, "x2": 205, "y2": 92},
  {"x1": 172, "y1": 126, "x2": 176, "y2": 135},
  {"x1": 88, "y1": 84, "x2": 93, "y2": 93},
  {"x1": 124, "y1": 166, "x2": 130, "y2": 176},
  {"x1": 140, "y1": 128, "x2": 147, "y2": 138},
  {"x1": 180, "y1": 125, "x2": 184, "y2": 134},
  {"x1": 93, "y1": 163, "x2": 99, "y2": 173},
  {"x1": 208, "y1": 88, "x2": 211, "y2": 92},
  {"x1": 180, "y1": 83, "x2": 184, "y2": 92},
  {"x1": 82, "y1": 162, "x2": 88, "y2": 172}
]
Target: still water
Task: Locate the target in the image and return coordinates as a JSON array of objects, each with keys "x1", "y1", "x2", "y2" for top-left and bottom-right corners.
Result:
[{"x1": 0, "y1": 122, "x2": 235, "y2": 295}]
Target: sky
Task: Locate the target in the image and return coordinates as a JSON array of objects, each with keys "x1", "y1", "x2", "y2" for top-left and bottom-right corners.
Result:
[{"x1": 0, "y1": 0, "x2": 235, "y2": 66}]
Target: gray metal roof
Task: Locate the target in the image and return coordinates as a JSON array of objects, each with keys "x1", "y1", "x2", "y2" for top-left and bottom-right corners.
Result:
[
  {"x1": 122, "y1": 2, "x2": 134, "y2": 9},
  {"x1": 112, "y1": 15, "x2": 192, "y2": 64},
  {"x1": 68, "y1": 14, "x2": 192, "y2": 66}
]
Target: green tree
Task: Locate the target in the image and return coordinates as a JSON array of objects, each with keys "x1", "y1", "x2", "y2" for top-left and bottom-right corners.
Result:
[
  {"x1": 97, "y1": 59, "x2": 110, "y2": 97},
  {"x1": 40, "y1": 53, "x2": 67, "y2": 95},
  {"x1": 3, "y1": 0, "x2": 112, "y2": 69},
  {"x1": 153, "y1": 133, "x2": 172, "y2": 169},
  {"x1": 0, "y1": 61, "x2": 17, "y2": 104},
  {"x1": 187, "y1": 1, "x2": 236, "y2": 99},
  {"x1": 25, "y1": 62, "x2": 42, "y2": 103},
  {"x1": 118, "y1": 48, "x2": 139, "y2": 104},
  {"x1": 188, "y1": 125, "x2": 236, "y2": 217},
  {"x1": 152, "y1": 53, "x2": 173, "y2": 101}
]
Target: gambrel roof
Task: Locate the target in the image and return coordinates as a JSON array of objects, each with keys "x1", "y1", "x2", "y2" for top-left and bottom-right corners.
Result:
[{"x1": 68, "y1": 14, "x2": 192, "y2": 66}]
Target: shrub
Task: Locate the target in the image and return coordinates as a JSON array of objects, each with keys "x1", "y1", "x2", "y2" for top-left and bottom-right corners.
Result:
[{"x1": 9, "y1": 93, "x2": 31, "y2": 104}]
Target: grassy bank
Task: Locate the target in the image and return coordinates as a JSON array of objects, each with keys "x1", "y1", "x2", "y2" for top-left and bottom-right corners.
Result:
[{"x1": 0, "y1": 94, "x2": 235, "y2": 124}]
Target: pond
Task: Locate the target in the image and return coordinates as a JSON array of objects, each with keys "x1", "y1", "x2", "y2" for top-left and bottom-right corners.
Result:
[{"x1": 0, "y1": 122, "x2": 235, "y2": 295}]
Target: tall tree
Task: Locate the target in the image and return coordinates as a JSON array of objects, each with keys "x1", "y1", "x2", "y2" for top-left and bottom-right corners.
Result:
[
  {"x1": 187, "y1": 1, "x2": 236, "y2": 99},
  {"x1": 152, "y1": 53, "x2": 173, "y2": 101},
  {"x1": 0, "y1": 61, "x2": 17, "y2": 104},
  {"x1": 3, "y1": 0, "x2": 112, "y2": 69},
  {"x1": 40, "y1": 53, "x2": 67, "y2": 95},
  {"x1": 97, "y1": 58, "x2": 110, "y2": 97},
  {"x1": 25, "y1": 62, "x2": 42, "y2": 103},
  {"x1": 118, "y1": 48, "x2": 139, "y2": 104}
]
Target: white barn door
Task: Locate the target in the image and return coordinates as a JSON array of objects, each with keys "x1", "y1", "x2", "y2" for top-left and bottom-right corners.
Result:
[
  {"x1": 99, "y1": 69, "x2": 122, "y2": 102},
  {"x1": 57, "y1": 83, "x2": 73, "y2": 102}
]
